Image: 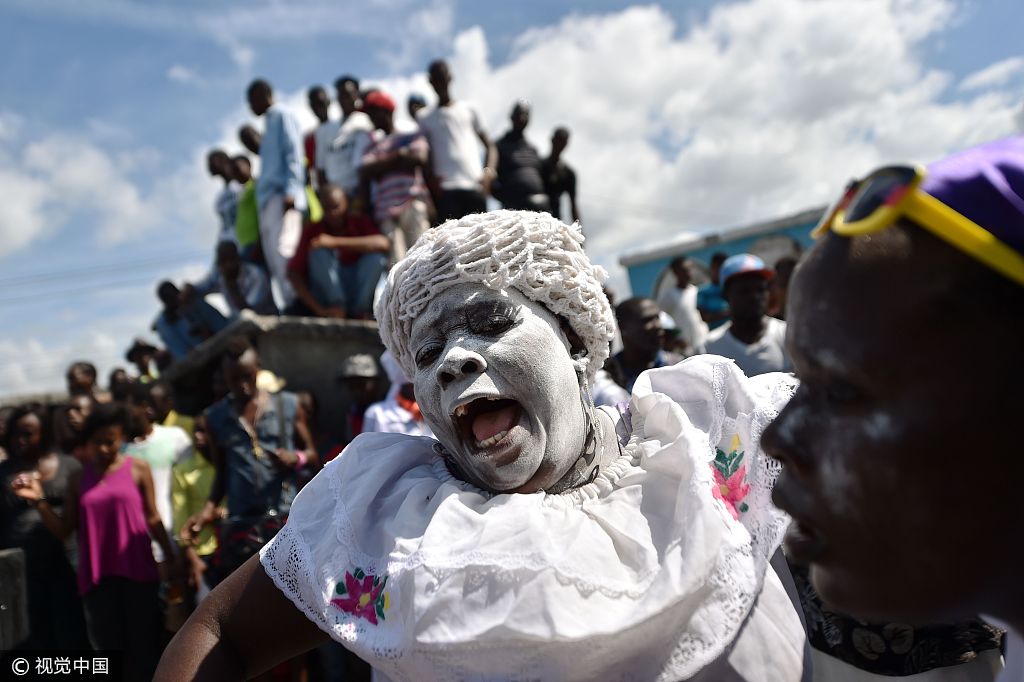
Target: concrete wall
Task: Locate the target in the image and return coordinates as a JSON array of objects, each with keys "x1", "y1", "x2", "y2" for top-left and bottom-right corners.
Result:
[
  {"x1": 162, "y1": 314, "x2": 390, "y2": 453},
  {"x1": 0, "y1": 549, "x2": 28, "y2": 650}
]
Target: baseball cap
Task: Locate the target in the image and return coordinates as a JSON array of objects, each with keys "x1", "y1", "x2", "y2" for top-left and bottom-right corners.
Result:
[
  {"x1": 363, "y1": 91, "x2": 396, "y2": 113},
  {"x1": 337, "y1": 353, "x2": 380, "y2": 380},
  {"x1": 720, "y1": 254, "x2": 774, "y2": 287}
]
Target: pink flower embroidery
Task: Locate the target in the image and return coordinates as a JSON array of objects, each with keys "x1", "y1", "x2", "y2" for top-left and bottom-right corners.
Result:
[
  {"x1": 330, "y1": 568, "x2": 390, "y2": 625},
  {"x1": 712, "y1": 464, "x2": 750, "y2": 520}
]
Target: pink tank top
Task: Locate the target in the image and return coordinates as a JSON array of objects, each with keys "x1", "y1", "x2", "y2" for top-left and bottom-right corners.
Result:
[{"x1": 77, "y1": 456, "x2": 159, "y2": 594}]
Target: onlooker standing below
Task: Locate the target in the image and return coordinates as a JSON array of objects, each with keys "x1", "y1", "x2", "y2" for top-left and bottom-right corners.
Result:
[
  {"x1": 419, "y1": 59, "x2": 498, "y2": 222},
  {"x1": 362, "y1": 351, "x2": 433, "y2": 438},
  {"x1": 360, "y1": 91, "x2": 432, "y2": 262},
  {"x1": 67, "y1": 361, "x2": 107, "y2": 403},
  {"x1": 54, "y1": 394, "x2": 93, "y2": 460},
  {"x1": 207, "y1": 149, "x2": 241, "y2": 244},
  {"x1": 542, "y1": 126, "x2": 581, "y2": 223},
  {"x1": 494, "y1": 101, "x2": 550, "y2": 212},
  {"x1": 329, "y1": 354, "x2": 383, "y2": 462},
  {"x1": 657, "y1": 256, "x2": 708, "y2": 356},
  {"x1": 247, "y1": 79, "x2": 307, "y2": 311},
  {"x1": 317, "y1": 75, "x2": 375, "y2": 199},
  {"x1": 12, "y1": 403, "x2": 175, "y2": 681},
  {"x1": 1, "y1": 405, "x2": 90, "y2": 650},
  {"x1": 697, "y1": 251, "x2": 731, "y2": 330},
  {"x1": 124, "y1": 384, "x2": 193, "y2": 562},
  {"x1": 147, "y1": 381, "x2": 193, "y2": 440},
  {"x1": 287, "y1": 184, "x2": 389, "y2": 319},
  {"x1": 172, "y1": 414, "x2": 217, "y2": 601},
  {"x1": 606, "y1": 297, "x2": 680, "y2": 393},
  {"x1": 184, "y1": 242, "x2": 278, "y2": 318},
  {"x1": 705, "y1": 254, "x2": 791, "y2": 376},
  {"x1": 107, "y1": 367, "x2": 133, "y2": 402},
  {"x1": 183, "y1": 339, "x2": 317, "y2": 581}
]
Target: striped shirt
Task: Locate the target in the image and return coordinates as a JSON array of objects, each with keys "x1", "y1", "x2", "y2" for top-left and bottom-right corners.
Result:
[{"x1": 362, "y1": 131, "x2": 429, "y2": 225}]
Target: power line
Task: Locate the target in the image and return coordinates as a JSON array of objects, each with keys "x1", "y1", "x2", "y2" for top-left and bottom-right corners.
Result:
[
  {"x1": 0, "y1": 274, "x2": 166, "y2": 307},
  {"x1": 0, "y1": 250, "x2": 209, "y2": 288}
]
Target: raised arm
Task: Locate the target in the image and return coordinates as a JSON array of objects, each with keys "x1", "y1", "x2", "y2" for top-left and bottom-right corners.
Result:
[
  {"x1": 154, "y1": 554, "x2": 330, "y2": 680},
  {"x1": 11, "y1": 468, "x2": 79, "y2": 541}
]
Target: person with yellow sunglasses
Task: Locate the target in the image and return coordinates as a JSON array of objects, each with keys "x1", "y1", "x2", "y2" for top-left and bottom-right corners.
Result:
[{"x1": 766, "y1": 136, "x2": 1024, "y2": 680}]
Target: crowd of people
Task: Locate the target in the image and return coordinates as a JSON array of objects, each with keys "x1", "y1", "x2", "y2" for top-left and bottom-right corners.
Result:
[
  {"x1": 3, "y1": 52, "x2": 1022, "y2": 682},
  {"x1": 142, "y1": 60, "x2": 583, "y2": 368}
]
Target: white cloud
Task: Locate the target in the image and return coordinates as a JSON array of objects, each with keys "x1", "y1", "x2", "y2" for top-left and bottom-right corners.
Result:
[
  {"x1": 361, "y1": 0, "x2": 1018, "y2": 284},
  {"x1": 959, "y1": 56, "x2": 1024, "y2": 91},
  {"x1": 167, "y1": 63, "x2": 205, "y2": 86}
]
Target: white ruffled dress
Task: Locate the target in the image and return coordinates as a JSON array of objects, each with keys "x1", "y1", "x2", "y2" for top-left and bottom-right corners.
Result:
[{"x1": 261, "y1": 356, "x2": 808, "y2": 681}]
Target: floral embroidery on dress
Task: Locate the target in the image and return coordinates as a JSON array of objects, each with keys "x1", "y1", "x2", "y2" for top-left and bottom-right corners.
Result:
[
  {"x1": 330, "y1": 567, "x2": 390, "y2": 625},
  {"x1": 712, "y1": 434, "x2": 750, "y2": 520}
]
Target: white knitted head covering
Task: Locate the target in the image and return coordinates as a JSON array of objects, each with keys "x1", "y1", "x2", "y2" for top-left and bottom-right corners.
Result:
[{"x1": 375, "y1": 210, "x2": 615, "y2": 383}]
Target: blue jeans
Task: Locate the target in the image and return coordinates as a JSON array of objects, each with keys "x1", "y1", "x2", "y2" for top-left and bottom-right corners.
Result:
[{"x1": 308, "y1": 248, "x2": 387, "y2": 317}]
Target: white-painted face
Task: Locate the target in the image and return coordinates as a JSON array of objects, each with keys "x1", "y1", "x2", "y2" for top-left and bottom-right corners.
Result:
[{"x1": 409, "y1": 283, "x2": 588, "y2": 493}]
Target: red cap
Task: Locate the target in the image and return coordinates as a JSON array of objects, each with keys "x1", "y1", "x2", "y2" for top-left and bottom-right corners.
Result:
[{"x1": 363, "y1": 91, "x2": 396, "y2": 113}]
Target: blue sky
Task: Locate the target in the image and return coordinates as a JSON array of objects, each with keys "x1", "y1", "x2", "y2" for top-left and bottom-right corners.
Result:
[{"x1": 1, "y1": 0, "x2": 1022, "y2": 396}]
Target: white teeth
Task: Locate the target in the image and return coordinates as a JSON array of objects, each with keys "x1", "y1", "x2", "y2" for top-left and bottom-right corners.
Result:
[
  {"x1": 454, "y1": 404, "x2": 467, "y2": 418},
  {"x1": 476, "y1": 429, "x2": 509, "y2": 448}
]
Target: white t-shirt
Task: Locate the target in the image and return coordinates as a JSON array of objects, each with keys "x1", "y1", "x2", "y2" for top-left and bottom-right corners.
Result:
[
  {"x1": 317, "y1": 113, "x2": 375, "y2": 193},
  {"x1": 706, "y1": 317, "x2": 792, "y2": 376},
  {"x1": 123, "y1": 424, "x2": 192, "y2": 561},
  {"x1": 658, "y1": 283, "x2": 709, "y2": 353},
  {"x1": 417, "y1": 101, "x2": 486, "y2": 191}
]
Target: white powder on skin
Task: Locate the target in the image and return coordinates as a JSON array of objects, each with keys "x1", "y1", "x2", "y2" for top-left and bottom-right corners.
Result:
[{"x1": 411, "y1": 284, "x2": 588, "y2": 492}]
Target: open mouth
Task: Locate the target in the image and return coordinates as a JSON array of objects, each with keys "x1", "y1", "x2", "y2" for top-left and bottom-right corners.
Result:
[{"x1": 452, "y1": 397, "x2": 523, "y2": 450}]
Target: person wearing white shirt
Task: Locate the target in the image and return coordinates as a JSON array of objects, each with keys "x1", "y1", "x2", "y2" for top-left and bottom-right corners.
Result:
[
  {"x1": 315, "y1": 76, "x2": 375, "y2": 198},
  {"x1": 418, "y1": 60, "x2": 497, "y2": 223},
  {"x1": 705, "y1": 254, "x2": 791, "y2": 376},
  {"x1": 657, "y1": 256, "x2": 708, "y2": 356}
]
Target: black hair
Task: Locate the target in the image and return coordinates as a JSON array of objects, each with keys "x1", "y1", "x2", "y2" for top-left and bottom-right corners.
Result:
[
  {"x1": 334, "y1": 75, "x2": 359, "y2": 91},
  {"x1": 67, "y1": 361, "x2": 97, "y2": 382},
  {"x1": 246, "y1": 79, "x2": 272, "y2": 98},
  {"x1": 710, "y1": 252, "x2": 728, "y2": 267},
  {"x1": 308, "y1": 85, "x2": 327, "y2": 98},
  {"x1": 156, "y1": 280, "x2": 178, "y2": 298},
  {"x1": 2, "y1": 404, "x2": 52, "y2": 455},
  {"x1": 553, "y1": 126, "x2": 570, "y2": 138},
  {"x1": 82, "y1": 402, "x2": 132, "y2": 443},
  {"x1": 232, "y1": 154, "x2": 251, "y2": 167},
  {"x1": 427, "y1": 59, "x2": 448, "y2": 77},
  {"x1": 669, "y1": 256, "x2": 688, "y2": 268},
  {"x1": 207, "y1": 148, "x2": 229, "y2": 161},
  {"x1": 615, "y1": 297, "x2": 656, "y2": 323}
]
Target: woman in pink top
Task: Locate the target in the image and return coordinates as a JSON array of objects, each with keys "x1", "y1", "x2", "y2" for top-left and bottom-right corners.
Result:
[{"x1": 12, "y1": 402, "x2": 178, "y2": 681}]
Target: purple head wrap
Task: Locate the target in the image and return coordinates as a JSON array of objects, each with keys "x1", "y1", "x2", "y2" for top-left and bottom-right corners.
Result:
[{"x1": 921, "y1": 136, "x2": 1024, "y2": 255}]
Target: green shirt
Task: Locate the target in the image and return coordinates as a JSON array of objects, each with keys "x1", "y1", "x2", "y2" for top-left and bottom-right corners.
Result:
[{"x1": 235, "y1": 180, "x2": 260, "y2": 247}]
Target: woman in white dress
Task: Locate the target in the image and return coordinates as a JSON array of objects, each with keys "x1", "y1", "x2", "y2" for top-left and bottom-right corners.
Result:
[{"x1": 155, "y1": 210, "x2": 808, "y2": 681}]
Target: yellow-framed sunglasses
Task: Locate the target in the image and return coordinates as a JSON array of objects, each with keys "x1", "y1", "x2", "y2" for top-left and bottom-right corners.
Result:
[{"x1": 812, "y1": 165, "x2": 1024, "y2": 286}]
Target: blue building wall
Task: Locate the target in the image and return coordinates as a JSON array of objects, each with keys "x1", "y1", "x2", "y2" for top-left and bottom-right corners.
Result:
[{"x1": 625, "y1": 219, "x2": 819, "y2": 298}]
